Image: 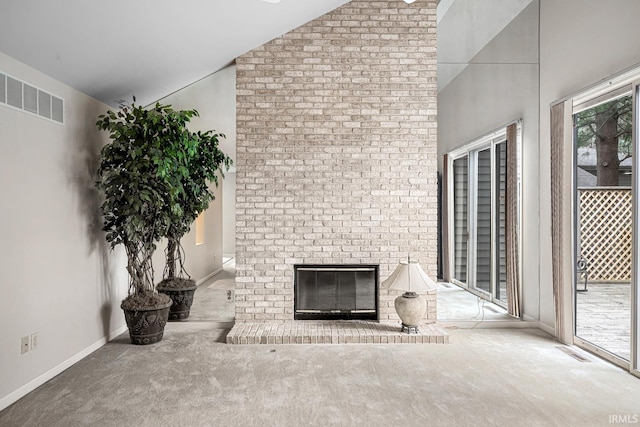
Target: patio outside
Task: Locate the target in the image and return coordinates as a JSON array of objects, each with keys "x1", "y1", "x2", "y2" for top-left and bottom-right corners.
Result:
[{"x1": 575, "y1": 283, "x2": 631, "y2": 361}]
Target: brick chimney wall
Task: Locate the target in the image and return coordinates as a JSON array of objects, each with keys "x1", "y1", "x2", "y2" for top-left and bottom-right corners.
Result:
[{"x1": 235, "y1": 0, "x2": 438, "y2": 323}]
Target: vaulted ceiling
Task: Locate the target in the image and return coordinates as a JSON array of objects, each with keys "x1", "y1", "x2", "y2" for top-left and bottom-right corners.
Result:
[
  {"x1": 0, "y1": 0, "x2": 530, "y2": 106},
  {"x1": 0, "y1": 0, "x2": 349, "y2": 106},
  {"x1": 436, "y1": 0, "x2": 535, "y2": 92}
]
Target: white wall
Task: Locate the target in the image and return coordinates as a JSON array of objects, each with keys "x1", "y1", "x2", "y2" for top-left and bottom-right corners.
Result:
[
  {"x1": 538, "y1": 0, "x2": 640, "y2": 330},
  {"x1": 0, "y1": 56, "x2": 237, "y2": 411},
  {"x1": 438, "y1": 1, "x2": 540, "y2": 320},
  {"x1": 0, "y1": 52, "x2": 128, "y2": 409},
  {"x1": 153, "y1": 65, "x2": 237, "y2": 281}
]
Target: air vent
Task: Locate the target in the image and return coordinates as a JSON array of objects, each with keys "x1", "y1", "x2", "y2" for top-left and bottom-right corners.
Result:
[
  {"x1": 556, "y1": 346, "x2": 591, "y2": 362},
  {"x1": 24, "y1": 84, "x2": 37, "y2": 114},
  {"x1": 0, "y1": 71, "x2": 64, "y2": 124},
  {"x1": 51, "y1": 96, "x2": 63, "y2": 123},
  {"x1": 38, "y1": 91, "x2": 51, "y2": 119},
  {"x1": 7, "y1": 76, "x2": 22, "y2": 109}
]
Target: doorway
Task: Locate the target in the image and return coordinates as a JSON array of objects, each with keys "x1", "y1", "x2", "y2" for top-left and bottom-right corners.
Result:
[
  {"x1": 573, "y1": 90, "x2": 633, "y2": 363},
  {"x1": 449, "y1": 134, "x2": 513, "y2": 308}
]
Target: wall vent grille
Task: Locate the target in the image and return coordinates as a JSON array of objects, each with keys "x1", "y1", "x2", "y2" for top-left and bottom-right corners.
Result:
[
  {"x1": 7, "y1": 76, "x2": 22, "y2": 108},
  {"x1": 24, "y1": 84, "x2": 37, "y2": 114},
  {"x1": 0, "y1": 71, "x2": 64, "y2": 124}
]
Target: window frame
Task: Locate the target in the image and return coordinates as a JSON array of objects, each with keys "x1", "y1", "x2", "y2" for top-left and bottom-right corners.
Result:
[{"x1": 446, "y1": 122, "x2": 522, "y2": 308}]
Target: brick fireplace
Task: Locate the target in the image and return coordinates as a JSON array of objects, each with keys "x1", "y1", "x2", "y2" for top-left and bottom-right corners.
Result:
[
  {"x1": 294, "y1": 264, "x2": 378, "y2": 320},
  {"x1": 233, "y1": 0, "x2": 438, "y2": 329}
]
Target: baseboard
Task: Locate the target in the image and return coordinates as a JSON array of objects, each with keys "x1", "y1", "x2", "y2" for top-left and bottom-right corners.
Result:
[
  {"x1": 196, "y1": 267, "x2": 223, "y2": 286},
  {"x1": 538, "y1": 321, "x2": 556, "y2": 337},
  {"x1": 438, "y1": 318, "x2": 558, "y2": 336},
  {"x1": 0, "y1": 325, "x2": 127, "y2": 412},
  {"x1": 109, "y1": 325, "x2": 128, "y2": 341},
  {"x1": 438, "y1": 320, "x2": 540, "y2": 329},
  {"x1": 167, "y1": 320, "x2": 235, "y2": 331}
]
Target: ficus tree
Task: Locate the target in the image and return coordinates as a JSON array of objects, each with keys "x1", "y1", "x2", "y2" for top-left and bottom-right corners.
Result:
[
  {"x1": 161, "y1": 129, "x2": 232, "y2": 286},
  {"x1": 95, "y1": 100, "x2": 199, "y2": 308}
]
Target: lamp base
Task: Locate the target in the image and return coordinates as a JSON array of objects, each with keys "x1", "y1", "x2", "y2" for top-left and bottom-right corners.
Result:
[
  {"x1": 400, "y1": 323, "x2": 420, "y2": 334},
  {"x1": 394, "y1": 292, "x2": 427, "y2": 334}
]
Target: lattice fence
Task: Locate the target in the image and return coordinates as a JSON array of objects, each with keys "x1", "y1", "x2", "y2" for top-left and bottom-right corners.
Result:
[{"x1": 579, "y1": 189, "x2": 632, "y2": 282}]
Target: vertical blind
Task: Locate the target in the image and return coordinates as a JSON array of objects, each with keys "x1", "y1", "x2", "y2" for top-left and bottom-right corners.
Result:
[
  {"x1": 453, "y1": 157, "x2": 469, "y2": 283},
  {"x1": 476, "y1": 149, "x2": 492, "y2": 293},
  {"x1": 505, "y1": 123, "x2": 521, "y2": 317},
  {"x1": 496, "y1": 142, "x2": 508, "y2": 303},
  {"x1": 550, "y1": 103, "x2": 567, "y2": 341}
]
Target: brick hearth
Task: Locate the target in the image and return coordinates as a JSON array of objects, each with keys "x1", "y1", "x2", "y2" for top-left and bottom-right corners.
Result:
[{"x1": 226, "y1": 320, "x2": 448, "y2": 345}]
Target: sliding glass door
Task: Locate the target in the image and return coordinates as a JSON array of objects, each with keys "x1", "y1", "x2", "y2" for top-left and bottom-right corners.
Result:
[
  {"x1": 573, "y1": 88, "x2": 635, "y2": 367},
  {"x1": 450, "y1": 139, "x2": 510, "y2": 307}
]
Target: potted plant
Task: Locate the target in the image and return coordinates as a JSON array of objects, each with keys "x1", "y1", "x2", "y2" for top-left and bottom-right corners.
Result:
[
  {"x1": 157, "y1": 128, "x2": 232, "y2": 320},
  {"x1": 95, "y1": 100, "x2": 198, "y2": 344}
]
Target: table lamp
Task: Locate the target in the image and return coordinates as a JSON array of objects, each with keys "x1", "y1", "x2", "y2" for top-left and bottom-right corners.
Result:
[{"x1": 382, "y1": 256, "x2": 437, "y2": 333}]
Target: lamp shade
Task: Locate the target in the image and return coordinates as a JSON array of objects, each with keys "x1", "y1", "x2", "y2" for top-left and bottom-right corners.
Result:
[{"x1": 382, "y1": 260, "x2": 437, "y2": 293}]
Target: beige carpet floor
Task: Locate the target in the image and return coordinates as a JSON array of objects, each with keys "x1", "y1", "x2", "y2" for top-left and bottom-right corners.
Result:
[{"x1": 1, "y1": 327, "x2": 640, "y2": 426}]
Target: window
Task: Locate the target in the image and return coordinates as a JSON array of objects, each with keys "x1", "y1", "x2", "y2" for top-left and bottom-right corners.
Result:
[{"x1": 447, "y1": 123, "x2": 521, "y2": 308}]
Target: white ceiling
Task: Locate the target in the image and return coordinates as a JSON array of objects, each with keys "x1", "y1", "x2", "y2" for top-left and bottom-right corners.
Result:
[
  {"x1": 0, "y1": 0, "x2": 349, "y2": 106},
  {"x1": 0, "y1": 0, "x2": 524, "y2": 104},
  {"x1": 436, "y1": 0, "x2": 534, "y2": 92}
]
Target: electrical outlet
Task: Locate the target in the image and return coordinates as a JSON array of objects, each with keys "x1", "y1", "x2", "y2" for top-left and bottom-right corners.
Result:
[
  {"x1": 30, "y1": 332, "x2": 39, "y2": 350},
  {"x1": 21, "y1": 336, "x2": 29, "y2": 354}
]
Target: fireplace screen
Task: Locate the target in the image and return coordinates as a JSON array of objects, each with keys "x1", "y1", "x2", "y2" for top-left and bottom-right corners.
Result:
[{"x1": 294, "y1": 265, "x2": 378, "y2": 320}]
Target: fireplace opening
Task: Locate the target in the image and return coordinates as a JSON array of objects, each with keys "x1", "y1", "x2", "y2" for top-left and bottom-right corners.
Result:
[{"x1": 294, "y1": 264, "x2": 378, "y2": 320}]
